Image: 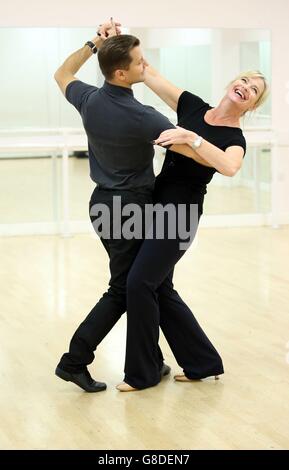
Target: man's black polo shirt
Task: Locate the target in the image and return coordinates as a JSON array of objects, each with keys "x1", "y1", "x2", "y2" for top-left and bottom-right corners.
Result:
[{"x1": 65, "y1": 80, "x2": 175, "y2": 192}]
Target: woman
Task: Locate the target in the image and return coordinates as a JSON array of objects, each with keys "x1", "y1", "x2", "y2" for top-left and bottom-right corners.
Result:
[{"x1": 117, "y1": 67, "x2": 269, "y2": 391}]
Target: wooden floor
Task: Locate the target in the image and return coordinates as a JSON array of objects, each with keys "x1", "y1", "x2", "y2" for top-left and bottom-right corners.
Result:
[{"x1": 0, "y1": 226, "x2": 288, "y2": 450}]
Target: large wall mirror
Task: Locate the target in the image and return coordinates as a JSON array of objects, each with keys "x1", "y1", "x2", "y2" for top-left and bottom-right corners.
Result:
[{"x1": 0, "y1": 27, "x2": 271, "y2": 232}]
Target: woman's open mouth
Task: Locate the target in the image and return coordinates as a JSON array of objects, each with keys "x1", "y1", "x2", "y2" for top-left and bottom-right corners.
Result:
[{"x1": 234, "y1": 87, "x2": 247, "y2": 101}]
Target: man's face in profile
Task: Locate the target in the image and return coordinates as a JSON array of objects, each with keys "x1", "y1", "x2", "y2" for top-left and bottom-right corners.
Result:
[{"x1": 124, "y1": 46, "x2": 146, "y2": 84}]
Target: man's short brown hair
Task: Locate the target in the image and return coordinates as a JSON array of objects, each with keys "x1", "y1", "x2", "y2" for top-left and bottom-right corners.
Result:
[{"x1": 98, "y1": 35, "x2": 140, "y2": 80}]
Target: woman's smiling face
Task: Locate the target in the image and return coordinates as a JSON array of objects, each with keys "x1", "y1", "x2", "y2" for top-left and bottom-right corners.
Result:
[{"x1": 227, "y1": 75, "x2": 266, "y2": 112}]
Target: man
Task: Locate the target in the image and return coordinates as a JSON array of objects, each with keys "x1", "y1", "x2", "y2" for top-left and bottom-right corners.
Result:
[{"x1": 54, "y1": 21, "x2": 177, "y2": 392}]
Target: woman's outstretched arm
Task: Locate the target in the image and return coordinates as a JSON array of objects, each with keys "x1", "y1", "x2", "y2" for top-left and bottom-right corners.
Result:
[{"x1": 144, "y1": 62, "x2": 184, "y2": 112}]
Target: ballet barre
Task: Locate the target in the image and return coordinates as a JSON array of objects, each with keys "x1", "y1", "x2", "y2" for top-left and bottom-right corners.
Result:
[{"x1": 0, "y1": 129, "x2": 87, "y2": 236}]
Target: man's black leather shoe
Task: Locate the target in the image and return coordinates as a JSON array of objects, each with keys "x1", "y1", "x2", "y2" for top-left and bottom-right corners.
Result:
[
  {"x1": 160, "y1": 363, "x2": 171, "y2": 378},
  {"x1": 55, "y1": 366, "x2": 107, "y2": 392}
]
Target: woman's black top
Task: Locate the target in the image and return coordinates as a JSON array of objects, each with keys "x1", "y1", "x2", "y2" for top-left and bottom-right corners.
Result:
[{"x1": 154, "y1": 91, "x2": 247, "y2": 207}]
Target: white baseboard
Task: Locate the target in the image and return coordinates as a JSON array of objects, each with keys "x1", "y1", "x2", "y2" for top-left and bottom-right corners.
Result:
[
  {"x1": 0, "y1": 222, "x2": 60, "y2": 237},
  {"x1": 0, "y1": 221, "x2": 92, "y2": 237},
  {"x1": 200, "y1": 213, "x2": 289, "y2": 228}
]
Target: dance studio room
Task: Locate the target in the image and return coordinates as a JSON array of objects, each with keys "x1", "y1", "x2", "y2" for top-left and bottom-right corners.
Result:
[{"x1": 0, "y1": 0, "x2": 288, "y2": 453}]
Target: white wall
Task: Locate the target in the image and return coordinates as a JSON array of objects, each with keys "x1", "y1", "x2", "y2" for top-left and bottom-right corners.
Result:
[
  {"x1": 1, "y1": 0, "x2": 288, "y2": 28},
  {"x1": 1, "y1": 0, "x2": 289, "y2": 217}
]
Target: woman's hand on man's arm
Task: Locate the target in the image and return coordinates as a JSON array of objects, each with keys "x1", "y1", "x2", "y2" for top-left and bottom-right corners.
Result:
[{"x1": 154, "y1": 126, "x2": 194, "y2": 146}]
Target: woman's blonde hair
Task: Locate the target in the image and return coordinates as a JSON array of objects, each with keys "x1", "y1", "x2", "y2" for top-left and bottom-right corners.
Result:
[{"x1": 227, "y1": 71, "x2": 269, "y2": 111}]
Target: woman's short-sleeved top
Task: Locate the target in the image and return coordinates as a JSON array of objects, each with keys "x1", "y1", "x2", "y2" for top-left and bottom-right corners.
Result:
[{"x1": 158, "y1": 91, "x2": 247, "y2": 196}]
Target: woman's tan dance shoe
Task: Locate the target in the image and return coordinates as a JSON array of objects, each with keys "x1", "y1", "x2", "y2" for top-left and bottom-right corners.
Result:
[
  {"x1": 116, "y1": 382, "x2": 139, "y2": 392},
  {"x1": 174, "y1": 374, "x2": 219, "y2": 382}
]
